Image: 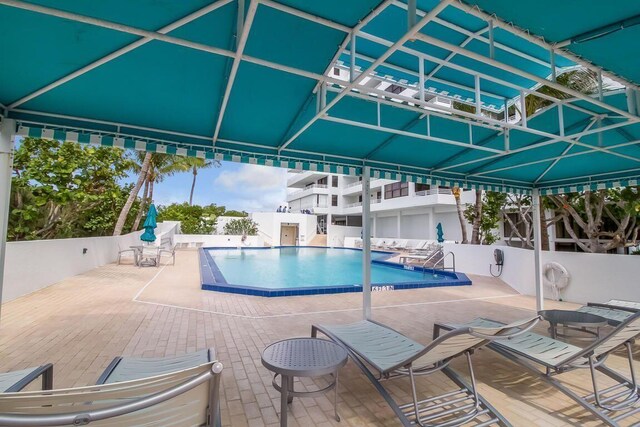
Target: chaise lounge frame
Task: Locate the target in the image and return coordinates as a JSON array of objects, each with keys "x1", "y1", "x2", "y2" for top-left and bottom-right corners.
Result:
[
  {"x1": 312, "y1": 317, "x2": 539, "y2": 427},
  {"x1": 436, "y1": 312, "x2": 640, "y2": 426}
]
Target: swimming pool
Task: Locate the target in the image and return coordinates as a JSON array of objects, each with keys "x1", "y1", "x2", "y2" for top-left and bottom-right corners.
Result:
[{"x1": 200, "y1": 247, "x2": 471, "y2": 297}]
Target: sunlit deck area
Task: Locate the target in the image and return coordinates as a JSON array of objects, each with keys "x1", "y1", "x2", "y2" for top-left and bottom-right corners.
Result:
[{"x1": 1, "y1": 250, "x2": 637, "y2": 426}]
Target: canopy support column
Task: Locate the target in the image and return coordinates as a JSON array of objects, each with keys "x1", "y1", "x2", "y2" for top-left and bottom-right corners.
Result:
[
  {"x1": 362, "y1": 166, "x2": 371, "y2": 320},
  {"x1": 0, "y1": 118, "x2": 16, "y2": 319},
  {"x1": 532, "y1": 188, "x2": 544, "y2": 311}
]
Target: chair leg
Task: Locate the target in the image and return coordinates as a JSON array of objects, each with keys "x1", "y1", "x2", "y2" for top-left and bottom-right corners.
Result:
[
  {"x1": 408, "y1": 366, "x2": 423, "y2": 426},
  {"x1": 589, "y1": 343, "x2": 640, "y2": 411}
]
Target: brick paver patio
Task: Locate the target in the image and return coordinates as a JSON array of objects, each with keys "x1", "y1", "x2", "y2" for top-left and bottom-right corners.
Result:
[{"x1": 1, "y1": 250, "x2": 637, "y2": 426}]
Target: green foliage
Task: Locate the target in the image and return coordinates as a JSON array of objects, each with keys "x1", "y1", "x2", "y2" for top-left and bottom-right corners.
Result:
[
  {"x1": 223, "y1": 210, "x2": 248, "y2": 217},
  {"x1": 156, "y1": 203, "x2": 225, "y2": 234},
  {"x1": 547, "y1": 188, "x2": 640, "y2": 252},
  {"x1": 223, "y1": 217, "x2": 258, "y2": 236},
  {"x1": 464, "y1": 192, "x2": 506, "y2": 245},
  {"x1": 9, "y1": 138, "x2": 133, "y2": 240}
]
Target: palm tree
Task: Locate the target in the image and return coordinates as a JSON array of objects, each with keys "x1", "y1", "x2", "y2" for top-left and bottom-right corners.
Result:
[
  {"x1": 452, "y1": 186, "x2": 468, "y2": 244},
  {"x1": 181, "y1": 158, "x2": 220, "y2": 205},
  {"x1": 113, "y1": 152, "x2": 152, "y2": 236},
  {"x1": 129, "y1": 153, "x2": 187, "y2": 231},
  {"x1": 131, "y1": 178, "x2": 150, "y2": 232}
]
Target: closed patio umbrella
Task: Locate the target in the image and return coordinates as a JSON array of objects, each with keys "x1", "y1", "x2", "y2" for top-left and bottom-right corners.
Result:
[{"x1": 140, "y1": 204, "x2": 158, "y2": 243}]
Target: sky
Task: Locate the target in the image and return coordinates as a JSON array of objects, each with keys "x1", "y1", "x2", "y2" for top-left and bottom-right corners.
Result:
[{"x1": 150, "y1": 161, "x2": 289, "y2": 212}]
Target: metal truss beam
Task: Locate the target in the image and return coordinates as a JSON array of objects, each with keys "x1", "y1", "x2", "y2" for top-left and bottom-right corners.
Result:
[
  {"x1": 277, "y1": 0, "x2": 452, "y2": 152},
  {"x1": 212, "y1": 0, "x2": 259, "y2": 144},
  {"x1": 7, "y1": 0, "x2": 235, "y2": 109}
]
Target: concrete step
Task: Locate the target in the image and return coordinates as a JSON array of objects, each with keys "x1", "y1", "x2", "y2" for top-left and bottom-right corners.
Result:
[{"x1": 309, "y1": 234, "x2": 327, "y2": 247}]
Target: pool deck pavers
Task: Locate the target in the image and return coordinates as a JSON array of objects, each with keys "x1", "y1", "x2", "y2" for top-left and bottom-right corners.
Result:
[{"x1": 1, "y1": 249, "x2": 639, "y2": 426}]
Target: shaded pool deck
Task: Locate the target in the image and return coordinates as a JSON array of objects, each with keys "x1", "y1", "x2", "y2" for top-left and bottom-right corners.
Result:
[{"x1": 1, "y1": 250, "x2": 638, "y2": 426}]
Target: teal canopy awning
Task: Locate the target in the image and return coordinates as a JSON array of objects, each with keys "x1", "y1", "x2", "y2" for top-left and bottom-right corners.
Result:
[{"x1": 2, "y1": 0, "x2": 640, "y2": 195}]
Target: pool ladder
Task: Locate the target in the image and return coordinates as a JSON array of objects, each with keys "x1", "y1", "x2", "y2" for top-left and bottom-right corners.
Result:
[{"x1": 422, "y1": 251, "x2": 456, "y2": 277}]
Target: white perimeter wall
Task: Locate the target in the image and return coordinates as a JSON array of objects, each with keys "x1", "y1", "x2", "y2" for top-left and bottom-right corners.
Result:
[
  {"x1": 327, "y1": 224, "x2": 361, "y2": 247},
  {"x1": 2, "y1": 221, "x2": 179, "y2": 303},
  {"x1": 174, "y1": 234, "x2": 264, "y2": 247},
  {"x1": 443, "y1": 243, "x2": 640, "y2": 304}
]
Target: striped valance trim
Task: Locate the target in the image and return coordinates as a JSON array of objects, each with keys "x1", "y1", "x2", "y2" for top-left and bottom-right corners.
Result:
[
  {"x1": 540, "y1": 179, "x2": 640, "y2": 195},
  {"x1": 18, "y1": 125, "x2": 362, "y2": 177},
  {"x1": 368, "y1": 168, "x2": 532, "y2": 195}
]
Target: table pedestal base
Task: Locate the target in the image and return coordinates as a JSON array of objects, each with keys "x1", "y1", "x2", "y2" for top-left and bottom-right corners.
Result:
[{"x1": 272, "y1": 373, "x2": 340, "y2": 426}]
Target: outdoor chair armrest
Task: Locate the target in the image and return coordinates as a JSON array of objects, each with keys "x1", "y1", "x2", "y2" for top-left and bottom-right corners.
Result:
[
  {"x1": 469, "y1": 316, "x2": 542, "y2": 340},
  {"x1": 587, "y1": 302, "x2": 639, "y2": 313},
  {"x1": 1, "y1": 364, "x2": 53, "y2": 392}
]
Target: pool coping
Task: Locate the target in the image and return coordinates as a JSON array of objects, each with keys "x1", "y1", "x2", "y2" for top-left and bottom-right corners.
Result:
[{"x1": 199, "y1": 246, "x2": 472, "y2": 297}]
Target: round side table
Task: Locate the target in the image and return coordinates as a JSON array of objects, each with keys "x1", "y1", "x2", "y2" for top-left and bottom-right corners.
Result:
[
  {"x1": 261, "y1": 338, "x2": 348, "y2": 427},
  {"x1": 539, "y1": 309, "x2": 608, "y2": 339}
]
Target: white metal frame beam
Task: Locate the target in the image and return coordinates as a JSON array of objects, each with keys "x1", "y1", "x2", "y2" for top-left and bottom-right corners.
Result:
[
  {"x1": 7, "y1": 0, "x2": 235, "y2": 110},
  {"x1": 276, "y1": 0, "x2": 394, "y2": 148},
  {"x1": 4, "y1": 0, "x2": 632, "y2": 151},
  {"x1": 413, "y1": 32, "x2": 639, "y2": 122},
  {"x1": 212, "y1": 0, "x2": 259, "y2": 144},
  {"x1": 434, "y1": 114, "x2": 640, "y2": 173},
  {"x1": 449, "y1": 0, "x2": 640, "y2": 93},
  {"x1": 3, "y1": 0, "x2": 639, "y2": 192},
  {"x1": 0, "y1": 118, "x2": 15, "y2": 324},
  {"x1": 277, "y1": 0, "x2": 453, "y2": 152}
]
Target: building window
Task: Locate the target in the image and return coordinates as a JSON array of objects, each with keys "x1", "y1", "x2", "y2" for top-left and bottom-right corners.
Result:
[
  {"x1": 331, "y1": 195, "x2": 338, "y2": 207},
  {"x1": 415, "y1": 183, "x2": 430, "y2": 193},
  {"x1": 384, "y1": 182, "x2": 408, "y2": 199},
  {"x1": 317, "y1": 177, "x2": 328, "y2": 186},
  {"x1": 333, "y1": 67, "x2": 340, "y2": 76},
  {"x1": 332, "y1": 176, "x2": 338, "y2": 187}
]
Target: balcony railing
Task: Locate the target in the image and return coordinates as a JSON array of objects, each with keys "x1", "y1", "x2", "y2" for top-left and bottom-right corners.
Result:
[
  {"x1": 344, "y1": 199, "x2": 381, "y2": 208},
  {"x1": 415, "y1": 188, "x2": 453, "y2": 196},
  {"x1": 344, "y1": 181, "x2": 362, "y2": 188},
  {"x1": 288, "y1": 184, "x2": 329, "y2": 198}
]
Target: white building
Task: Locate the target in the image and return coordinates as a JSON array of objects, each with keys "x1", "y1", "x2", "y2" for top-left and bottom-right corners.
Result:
[{"x1": 287, "y1": 170, "x2": 475, "y2": 246}]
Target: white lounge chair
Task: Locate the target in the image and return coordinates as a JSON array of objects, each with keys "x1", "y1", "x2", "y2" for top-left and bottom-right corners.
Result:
[
  {"x1": 313, "y1": 317, "x2": 539, "y2": 426},
  {"x1": 158, "y1": 244, "x2": 177, "y2": 266},
  {"x1": 405, "y1": 240, "x2": 425, "y2": 251},
  {"x1": 0, "y1": 350, "x2": 222, "y2": 427},
  {"x1": 373, "y1": 239, "x2": 388, "y2": 249},
  {"x1": 440, "y1": 312, "x2": 640, "y2": 426},
  {"x1": 116, "y1": 244, "x2": 138, "y2": 265},
  {"x1": 390, "y1": 239, "x2": 408, "y2": 250}
]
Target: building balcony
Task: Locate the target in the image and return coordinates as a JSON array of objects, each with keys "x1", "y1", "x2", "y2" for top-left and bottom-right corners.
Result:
[
  {"x1": 286, "y1": 171, "x2": 328, "y2": 188},
  {"x1": 341, "y1": 179, "x2": 386, "y2": 196},
  {"x1": 286, "y1": 184, "x2": 329, "y2": 202}
]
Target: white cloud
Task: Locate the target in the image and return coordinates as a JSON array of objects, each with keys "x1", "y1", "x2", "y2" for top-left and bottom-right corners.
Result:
[{"x1": 213, "y1": 164, "x2": 288, "y2": 212}]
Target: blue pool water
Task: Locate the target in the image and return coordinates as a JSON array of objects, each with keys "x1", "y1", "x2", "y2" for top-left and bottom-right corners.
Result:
[{"x1": 200, "y1": 247, "x2": 470, "y2": 296}]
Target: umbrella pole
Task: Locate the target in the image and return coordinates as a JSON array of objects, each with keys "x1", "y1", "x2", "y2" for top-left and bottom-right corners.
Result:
[
  {"x1": 362, "y1": 166, "x2": 371, "y2": 320},
  {"x1": 0, "y1": 119, "x2": 16, "y2": 324},
  {"x1": 532, "y1": 188, "x2": 544, "y2": 311}
]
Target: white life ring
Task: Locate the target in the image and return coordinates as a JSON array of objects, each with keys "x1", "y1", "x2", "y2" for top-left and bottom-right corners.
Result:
[{"x1": 543, "y1": 262, "x2": 570, "y2": 300}]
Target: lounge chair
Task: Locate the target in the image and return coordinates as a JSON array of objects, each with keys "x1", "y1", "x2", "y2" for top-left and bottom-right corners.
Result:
[
  {"x1": 138, "y1": 246, "x2": 160, "y2": 268},
  {"x1": 383, "y1": 240, "x2": 399, "y2": 250},
  {"x1": 438, "y1": 312, "x2": 640, "y2": 426},
  {"x1": 373, "y1": 239, "x2": 388, "y2": 249},
  {"x1": 312, "y1": 317, "x2": 540, "y2": 426},
  {"x1": 390, "y1": 239, "x2": 408, "y2": 250},
  {"x1": 406, "y1": 240, "x2": 426, "y2": 251},
  {"x1": 0, "y1": 349, "x2": 222, "y2": 427},
  {"x1": 116, "y1": 243, "x2": 138, "y2": 265},
  {"x1": 0, "y1": 364, "x2": 53, "y2": 392},
  {"x1": 577, "y1": 302, "x2": 638, "y2": 326},
  {"x1": 158, "y1": 244, "x2": 177, "y2": 266}
]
